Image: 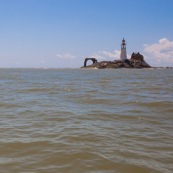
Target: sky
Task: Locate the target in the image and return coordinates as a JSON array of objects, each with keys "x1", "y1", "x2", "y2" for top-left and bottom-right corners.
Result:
[{"x1": 0, "y1": 0, "x2": 173, "y2": 68}]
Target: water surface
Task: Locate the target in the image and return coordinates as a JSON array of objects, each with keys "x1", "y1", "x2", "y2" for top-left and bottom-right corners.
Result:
[{"x1": 0, "y1": 68, "x2": 173, "y2": 173}]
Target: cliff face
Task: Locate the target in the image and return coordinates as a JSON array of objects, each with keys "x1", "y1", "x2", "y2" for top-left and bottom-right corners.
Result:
[{"x1": 82, "y1": 52, "x2": 151, "y2": 69}]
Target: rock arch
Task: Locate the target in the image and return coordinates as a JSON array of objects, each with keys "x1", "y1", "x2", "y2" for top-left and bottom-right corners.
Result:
[{"x1": 84, "y1": 58, "x2": 97, "y2": 67}]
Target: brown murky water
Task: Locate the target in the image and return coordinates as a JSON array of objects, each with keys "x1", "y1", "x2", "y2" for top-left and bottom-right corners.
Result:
[{"x1": 0, "y1": 68, "x2": 173, "y2": 173}]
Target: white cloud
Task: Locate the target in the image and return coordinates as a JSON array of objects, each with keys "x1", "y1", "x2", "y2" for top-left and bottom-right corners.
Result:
[
  {"x1": 89, "y1": 50, "x2": 130, "y2": 61},
  {"x1": 56, "y1": 53, "x2": 76, "y2": 60},
  {"x1": 143, "y1": 38, "x2": 173, "y2": 67},
  {"x1": 100, "y1": 50, "x2": 120, "y2": 59},
  {"x1": 88, "y1": 53, "x2": 105, "y2": 60}
]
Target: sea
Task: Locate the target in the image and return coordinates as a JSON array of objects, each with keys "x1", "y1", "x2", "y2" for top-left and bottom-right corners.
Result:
[{"x1": 0, "y1": 68, "x2": 173, "y2": 173}]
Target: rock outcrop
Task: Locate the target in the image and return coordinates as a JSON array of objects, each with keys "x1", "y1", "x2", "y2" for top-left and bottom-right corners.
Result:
[
  {"x1": 129, "y1": 52, "x2": 151, "y2": 68},
  {"x1": 82, "y1": 52, "x2": 151, "y2": 69}
]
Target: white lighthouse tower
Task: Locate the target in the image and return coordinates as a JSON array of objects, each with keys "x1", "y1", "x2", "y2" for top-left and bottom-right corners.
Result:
[{"x1": 120, "y1": 38, "x2": 127, "y2": 61}]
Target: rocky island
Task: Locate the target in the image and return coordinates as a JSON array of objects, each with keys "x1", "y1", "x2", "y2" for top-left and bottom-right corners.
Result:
[
  {"x1": 82, "y1": 52, "x2": 151, "y2": 69},
  {"x1": 82, "y1": 39, "x2": 151, "y2": 69}
]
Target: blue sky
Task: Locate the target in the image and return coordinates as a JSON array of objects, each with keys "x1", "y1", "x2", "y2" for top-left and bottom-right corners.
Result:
[{"x1": 0, "y1": 0, "x2": 173, "y2": 68}]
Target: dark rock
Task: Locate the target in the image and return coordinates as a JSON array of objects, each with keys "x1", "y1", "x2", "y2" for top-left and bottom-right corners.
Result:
[
  {"x1": 130, "y1": 52, "x2": 151, "y2": 68},
  {"x1": 131, "y1": 52, "x2": 144, "y2": 61}
]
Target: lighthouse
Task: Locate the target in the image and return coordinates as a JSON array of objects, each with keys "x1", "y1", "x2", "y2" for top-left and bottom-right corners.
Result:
[{"x1": 120, "y1": 38, "x2": 127, "y2": 61}]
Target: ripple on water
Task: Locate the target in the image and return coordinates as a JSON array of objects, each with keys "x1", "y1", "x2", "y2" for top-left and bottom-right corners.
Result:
[{"x1": 0, "y1": 69, "x2": 173, "y2": 173}]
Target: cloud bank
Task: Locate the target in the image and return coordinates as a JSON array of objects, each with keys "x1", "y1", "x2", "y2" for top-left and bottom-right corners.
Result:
[
  {"x1": 143, "y1": 38, "x2": 173, "y2": 67},
  {"x1": 89, "y1": 50, "x2": 130, "y2": 61}
]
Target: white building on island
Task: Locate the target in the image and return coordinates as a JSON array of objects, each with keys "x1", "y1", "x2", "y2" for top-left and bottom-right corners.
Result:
[{"x1": 120, "y1": 38, "x2": 127, "y2": 61}]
